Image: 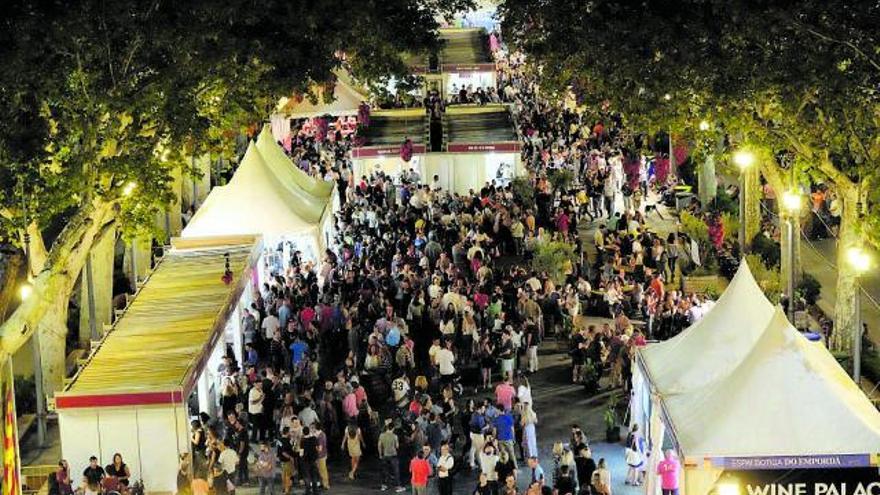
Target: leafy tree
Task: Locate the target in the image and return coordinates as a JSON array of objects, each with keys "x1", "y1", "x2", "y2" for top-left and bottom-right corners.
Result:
[
  {"x1": 531, "y1": 240, "x2": 576, "y2": 285},
  {"x1": 500, "y1": 0, "x2": 879, "y2": 353},
  {"x1": 0, "y1": 0, "x2": 472, "y2": 391}
]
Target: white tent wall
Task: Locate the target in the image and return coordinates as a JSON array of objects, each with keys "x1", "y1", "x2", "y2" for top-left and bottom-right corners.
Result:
[
  {"x1": 444, "y1": 71, "x2": 497, "y2": 95},
  {"x1": 353, "y1": 155, "x2": 424, "y2": 183},
  {"x1": 423, "y1": 152, "x2": 518, "y2": 194},
  {"x1": 59, "y1": 404, "x2": 188, "y2": 494}
]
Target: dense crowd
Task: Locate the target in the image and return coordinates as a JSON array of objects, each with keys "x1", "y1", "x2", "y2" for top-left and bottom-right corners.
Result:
[{"x1": 60, "y1": 40, "x2": 699, "y2": 495}]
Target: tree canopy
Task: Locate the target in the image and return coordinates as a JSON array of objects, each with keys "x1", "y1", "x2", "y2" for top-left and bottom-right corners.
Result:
[{"x1": 0, "y1": 0, "x2": 473, "y2": 383}]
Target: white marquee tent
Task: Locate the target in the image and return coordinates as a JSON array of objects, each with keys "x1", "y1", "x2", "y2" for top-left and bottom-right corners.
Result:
[
  {"x1": 181, "y1": 143, "x2": 322, "y2": 259},
  {"x1": 255, "y1": 126, "x2": 337, "y2": 248},
  {"x1": 666, "y1": 307, "x2": 880, "y2": 460},
  {"x1": 639, "y1": 261, "x2": 776, "y2": 395},
  {"x1": 632, "y1": 261, "x2": 880, "y2": 495},
  {"x1": 255, "y1": 125, "x2": 334, "y2": 201},
  {"x1": 277, "y1": 78, "x2": 367, "y2": 119}
]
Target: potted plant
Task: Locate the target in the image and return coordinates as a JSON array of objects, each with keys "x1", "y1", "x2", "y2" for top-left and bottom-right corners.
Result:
[{"x1": 604, "y1": 393, "x2": 621, "y2": 443}]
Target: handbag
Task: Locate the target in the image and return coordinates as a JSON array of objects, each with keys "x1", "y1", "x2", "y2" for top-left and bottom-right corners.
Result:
[{"x1": 625, "y1": 447, "x2": 641, "y2": 466}]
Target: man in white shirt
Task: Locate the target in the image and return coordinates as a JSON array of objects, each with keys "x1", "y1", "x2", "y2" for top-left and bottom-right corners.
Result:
[
  {"x1": 436, "y1": 341, "x2": 456, "y2": 384},
  {"x1": 248, "y1": 381, "x2": 266, "y2": 441},
  {"x1": 437, "y1": 443, "x2": 455, "y2": 495},
  {"x1": 261, "y1": 312, "x2": 280, "y2": 340}
]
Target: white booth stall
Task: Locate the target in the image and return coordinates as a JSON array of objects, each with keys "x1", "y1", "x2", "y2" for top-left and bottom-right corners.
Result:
[{"x1": 55, "y1": 242, "x2": 259, "y2": 494}]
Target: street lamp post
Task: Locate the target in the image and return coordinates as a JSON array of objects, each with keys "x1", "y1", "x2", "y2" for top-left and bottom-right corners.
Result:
[
  {"x1": 733, "y1": 150, "x2": 755, "y2": 254},
  {"x1": 781, "y1": 190, "x2": 802, "y2": 323},
  {"x1": 847, "y1": 247, "x2": 870, "y2": 384}
]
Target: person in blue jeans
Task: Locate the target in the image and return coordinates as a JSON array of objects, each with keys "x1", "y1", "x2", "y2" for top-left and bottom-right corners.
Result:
[{"x1": 493, "y1": 405, "x2": 517, "y2": 469}]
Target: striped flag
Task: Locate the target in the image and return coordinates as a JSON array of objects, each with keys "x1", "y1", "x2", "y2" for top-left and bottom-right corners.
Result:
[{"x1": 2, "y1": 363, "x2": 20, "y2": 495}]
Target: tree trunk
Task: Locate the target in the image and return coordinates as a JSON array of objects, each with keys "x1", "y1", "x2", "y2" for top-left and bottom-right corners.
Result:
[
  {"x1": 743, "y1": 165, "x2": 762, "y2": 249},
  {"x1": 698, "y1": 155, "x2": 717, "y2": 207},
  {"x1": 830, "y1": 187, "x2": 859, "y2": 354},
  {"x1": 0, "y1": 200, "x2": 118, "y2": 393}
]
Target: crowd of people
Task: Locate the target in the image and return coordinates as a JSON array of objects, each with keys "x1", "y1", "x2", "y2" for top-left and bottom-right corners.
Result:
[{"x1": 60, "y1": 37, "x2": 696, "y2": 495}]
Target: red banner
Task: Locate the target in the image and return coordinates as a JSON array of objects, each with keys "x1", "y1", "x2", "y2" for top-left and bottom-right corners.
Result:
[
  {"x1": 352, "y1": 144, "x2": 426, "y2": 158},
  {"x1": 446, "y1": 142, "x2": 520, "y2": 153},
  {"x1": 441, "y1": 63, "x2": 496, "y2": 72}
]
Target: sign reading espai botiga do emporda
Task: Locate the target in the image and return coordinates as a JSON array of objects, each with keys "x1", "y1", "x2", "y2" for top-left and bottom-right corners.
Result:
[{"x1": 715, "y1": 467, "x2": 880, "y2": 495}]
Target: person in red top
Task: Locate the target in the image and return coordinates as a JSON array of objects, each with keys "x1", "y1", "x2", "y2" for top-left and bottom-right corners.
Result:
[
  {"x1": 494, "y1": 377, "x2": 516, "y2": 411},
  {"x1": 410, "y1": 450, "x2": 431, "y2": 495}
]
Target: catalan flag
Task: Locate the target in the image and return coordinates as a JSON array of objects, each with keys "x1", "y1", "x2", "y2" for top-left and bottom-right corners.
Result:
[{"x1": 2, "y1": 362, "x2": 20, "y2": 495}]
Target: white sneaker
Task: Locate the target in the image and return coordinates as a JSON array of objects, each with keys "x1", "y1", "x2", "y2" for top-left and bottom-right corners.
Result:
[
  {"x1": 395, "y1": 487, "x2": 407, "y2": 493},
  {"x1": 380, "y1": 485, "x2": 388, "y2": 491}
]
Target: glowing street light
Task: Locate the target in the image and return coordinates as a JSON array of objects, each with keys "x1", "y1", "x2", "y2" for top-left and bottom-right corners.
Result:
[
  {"x1": 733, "y1": 150, "x2": 755, "y2": 170},
  {"x1": 19, "y1": 281, "x2": 33, "y2": 301},
  {"x1": 698, "y1": 120, "x2": 711, "y2": 131},
  {"x1": 733, "y1": 149, "x2": 756, "y2": 253},
  {"x1": 781, "y1": 190, "x2": 802, "y2": 322},
  {"x1": 848, "y1": 246, "x2": 871, "y2": 384},
  {"x1": 781, "y1": 190, "x2": 802, "y2": 213},
  {"x1": 848, "y1": 247, "x2": 871, "y2": 274},
  {"x1": 663, "y1": 93, "x2": 672, "y2": 101}
]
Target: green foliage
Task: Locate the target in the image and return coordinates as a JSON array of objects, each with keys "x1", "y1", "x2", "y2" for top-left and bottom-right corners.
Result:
[
  {"x1": 720, "y1": 212, "x2": 740, "y2": 246},
  {"x1": 547, "y1": 168, "x2": 574, "y2": 192},
  {"x1": 531, "y1": 240, "x2": 576, "y2": 285},
  {"x1": 862, "y1": 348, "x2": 880, "y2": 386},
  {"x1": 0, "y1": 0, "x2": 473, "y2": 248},
  {"x1": 746, "y1": 254, "x2": 781, "y2": 303},
  {"x1": 710, "y1": 187, "x2": 738, "y2": 215},
  {"x1": 500, "y1": 0, "x2": 880, "y2": 247},
  {"x1": 796, "y1": 273, "x2": 822, "y2": 306},
  {"x1": 511, "y1": 176, "x2": 536, "y2": 210},
  {"x1": 603, "y1": 392, "x2": 620, "y2": 430},
  {"x1": 679, "y1": 211, "x2": 709, "y2": 245},
  {"x1": 751, "y1": 233, "x2": 781, "y2": 269}
]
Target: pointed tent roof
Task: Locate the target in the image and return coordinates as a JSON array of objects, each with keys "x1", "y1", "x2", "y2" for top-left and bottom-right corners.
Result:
[
  {"x1": 640, "y1": 261, "x2": 775, "y2": 395},
  {"x1": 181, "y1": 143, "x2": 317, "y2": 239},
  {"x1": 280, "y1": 78, "x2": 367, "y2": 118},
  {"x1": 665, "y1": 308, "x2": 880, "y2": 457},
  {"x1": 256, "y1": 126, "x2": 334, "y2": 202}
]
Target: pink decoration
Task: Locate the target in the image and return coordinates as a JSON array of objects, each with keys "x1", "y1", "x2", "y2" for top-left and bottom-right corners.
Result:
[
  {"x1": 400, "y1": 138, "x2": 414, "y2": 162},
  {"x1": 708, "y1": 217, "x2": 725, "y2": 249},
  {"x1": 314, "y1": 117, "x2": 328, "y2": 142},
  {"x1": 358, "y1": 102, "x2": 371, "y2": 127},
  {"x1": 673, "y1": 143, "x2": 689, "y2": 166},
  {"x1": 654, "y1": 156, "x2": 670, "y2": 185}
]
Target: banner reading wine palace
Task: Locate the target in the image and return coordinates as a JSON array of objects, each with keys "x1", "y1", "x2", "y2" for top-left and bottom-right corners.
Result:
[{"x1": 711, "y1": 455, "x2": 880, "y2": 495}]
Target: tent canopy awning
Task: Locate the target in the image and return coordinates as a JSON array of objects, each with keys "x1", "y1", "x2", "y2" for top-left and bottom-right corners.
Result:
[
  {"x1": 664, "y1": 308, "x2": 880, "y2": 457},
  {"x1": 182, "y1": 143, "x2": 320, "y2": 239},
  {"x1": 255, "y1": 125, "x2": 334, "y2": 202},
  {"x1": 55, "y1": 243, "x2": 258, "y2": 409},
  {"x1": 278, "y1": 78, "x2": 367, "y2": 118},
  {"x1": 640, "y1": 261, "x2": 776, "y2": 395}
]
